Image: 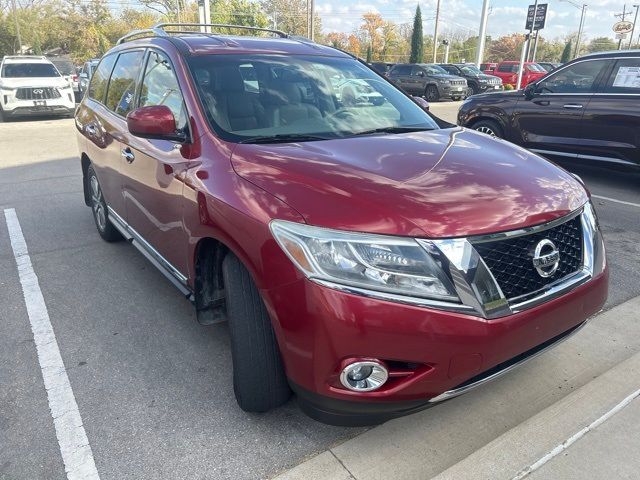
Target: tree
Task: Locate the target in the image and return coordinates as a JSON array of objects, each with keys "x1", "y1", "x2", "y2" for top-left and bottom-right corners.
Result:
[
  {"x1": 260, "y1": 0, "x2": 321, "y2": 37},
  {"x1": 586, "y1": 36, "x2": 617, "y2": 54},
  {"x1": 347, "y1": 34, "x2": 361, "y2": 57},
  {"x1": 210, "y1": 0, "x2": 270, "y2": 30},
  {"x1": 487, "y1": 33, "x2": 526, "y2": 62},
  {"x1": 560, "y1": 40, "x2": 572, "y2": 63},
  {"x1": 366, "y1": 44, "x2": 372, "y2": 62},
  {"x1": 409, "y1": 5, "x2": 423, "y2": 63},
  {"x1": 325, "y1": 32, "x2": 348, "y2": 50},
  {"x1": 359, "y1": 12, "x2": 384, "y2": 59}
]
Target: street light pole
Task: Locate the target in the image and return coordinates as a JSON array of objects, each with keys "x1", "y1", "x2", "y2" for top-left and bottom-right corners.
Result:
[
  {"x1": 10, "y1": 0, "x2": 22, "y2": 54},
  {"x1": 629, "y1": 5, "x2": 639, "y2": 49},
  {"x1": 575, "y1": 4, "x2": 586, "y2": 57},
  {"x1": 475, "y1": 0, "x2": 490, "y2": 67},
  {"x1": 433, "y1": 0, "x2": 441, "y2": 63}
]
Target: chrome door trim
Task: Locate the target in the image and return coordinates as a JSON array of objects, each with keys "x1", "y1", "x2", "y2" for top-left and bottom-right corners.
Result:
[
  {"x1": 107, "y1": 206, "x2": 192, "y2": 298},
  {"x1": 428, "y1": 319, "x2": 590, "y2": 404},
  {"x1": 531, "y1": 148, "x2": 636, "y2": 166}
]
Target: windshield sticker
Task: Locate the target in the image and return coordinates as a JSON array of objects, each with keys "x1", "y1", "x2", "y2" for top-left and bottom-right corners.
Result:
[{"x1": 612, "y1": 66, "x2": 640, "y2": 88}]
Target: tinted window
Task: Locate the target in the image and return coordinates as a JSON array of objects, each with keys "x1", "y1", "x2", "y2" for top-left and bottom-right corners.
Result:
[
  {"x1": 105, "y1": 50, "x2": 144, "y2": 116},
  {"x1": 538, "y1": 60, "x2": 608, "y2": 94},
  {"x1": 440, "y1": 65, "x2": 457, "y2": 74},
  {"x1": 604, "y1": 58, "x2": 640, "y2": 94},
  {"x1": 527, "y1": 64, "x2": 546, "y2": 73},
  {"x1": 391, "y1": 65, "x2": 411, "y2": 75},
  {"x1": 88, "y1": 54, "x2": 116, "y2": 102},
  {"x1": 423, "y1": 65, "x2": 448, "y2": 75},
  {"x1": 51, "y1": 60, "x2": 75, "y2": 75},
  {"x1": 1, "y1": 63, "x2": 60, "y2": 78},
  {"x1": 460, "y1": 65, "x2": 482, "y2": 75},
  {"x1": 139, "y1": 51, "x2": 187, "y2": 130},
  {"x1": 410, "y1": 67, "x2": 425, "y2": 76},
  {"x1": 498, "y1": 63, "x2": 517, "y2": 73}
]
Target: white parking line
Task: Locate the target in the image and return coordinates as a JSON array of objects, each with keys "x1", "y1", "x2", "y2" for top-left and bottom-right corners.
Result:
[
  {"x1": 511, "y1": 386, "x2": 640, "y2": 479},
  {"x1": 3, "y1": 208, "x2": 100, "y2": 480},
  {"x1": 592, "y1": 194, "x2": 640, "y2": 209}
]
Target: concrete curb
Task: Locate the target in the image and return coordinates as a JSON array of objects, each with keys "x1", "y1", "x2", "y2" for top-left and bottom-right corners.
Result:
[{"x1": 272, "y1": 296, "x2": 640, "y2": 480}]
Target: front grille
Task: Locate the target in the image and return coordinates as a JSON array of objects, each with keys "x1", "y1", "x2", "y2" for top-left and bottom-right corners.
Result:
[
  {"x1": 16, "y1": 87, "x2": 61, "y2": 100},
  {"x1": 473, "y1": 214, "x2": 583, "y2": 300},
  {"x1": 451, "y1": 79, "x2": 466, "y2": 86}
]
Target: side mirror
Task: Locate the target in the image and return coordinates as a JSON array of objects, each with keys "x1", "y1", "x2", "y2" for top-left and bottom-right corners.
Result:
[
  {"x1": 127, "y1": 105, "x2": 186, "y2": 142},
  {"x1": 417, "y1": 71, "x2": 425, "y2": 77},
  {"x1": 524, "y1": 83, "x2": 537, "y2": 100},
  {"x1": 412, "y1": 96, "x2": 430, "y2": 111}
]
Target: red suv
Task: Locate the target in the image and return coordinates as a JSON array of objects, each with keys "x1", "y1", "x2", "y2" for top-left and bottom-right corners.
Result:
[
  {"x1": 493, "y1": 61, "x2": 547, "y2": 88},
  {"x1": 75, "y1": 24, "x2": 608, "y2": 426}
]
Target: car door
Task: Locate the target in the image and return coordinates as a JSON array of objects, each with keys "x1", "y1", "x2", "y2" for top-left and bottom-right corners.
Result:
[
  {"x1": 120, "y1": 49, "x2": 193, "y2": 276},
  {"x1": 510, "y1": 58, "x2": 610, "y2": 159},
  {"x1": 407, "y1": 66, "x2": 428, "y2": 95},
  {"x1": 78, "y1": 53, "x2": 131, "y2": 216},
  {"x1": 580, "y1": 57, "x2": 640, "y2": 166}
]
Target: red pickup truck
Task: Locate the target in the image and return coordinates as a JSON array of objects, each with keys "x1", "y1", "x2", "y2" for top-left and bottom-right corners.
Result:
[{"x1": 491, "y1": 61, "x2": 547, "y2": 88}]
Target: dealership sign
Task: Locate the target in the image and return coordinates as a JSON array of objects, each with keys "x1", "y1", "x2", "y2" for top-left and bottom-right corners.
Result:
[
  {"x1": 613, "y1": 21, "x2": 634, "y2": 34},
  {"x1": 526, "y1": 3, "x2": 548, "y2": 30}
]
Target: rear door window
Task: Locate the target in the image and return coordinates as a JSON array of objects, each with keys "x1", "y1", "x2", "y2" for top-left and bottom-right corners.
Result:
[
  {"x1": 391, "y1": 65, "x2": 411, "y2": 76},
  {"x1": 88, "y1": 55, "x2": 116, "y2": 103},
  {"x1": 105, "y1": 50, "x2": 145, "y2": 116},
  {"x1": 603, "y1": 58, "x2": 640, "y2": 94},
  {"x1": 537, "y1": 60, "x2": 608, "y2": 94}
]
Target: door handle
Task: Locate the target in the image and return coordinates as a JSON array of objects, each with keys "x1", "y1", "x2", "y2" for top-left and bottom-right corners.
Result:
[
  {"x1": 121, "y1": 148, "x2": 135, "y2": 163},
  {"x1": 563, "y1": 103, "x2": 583, "y2": 109},
  {"x1": 85, "y1": 124, "x2": 97, "y2": 136}
]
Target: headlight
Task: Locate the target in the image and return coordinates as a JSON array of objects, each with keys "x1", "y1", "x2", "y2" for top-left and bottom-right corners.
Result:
[
  {"x1": 479, "y1": 79, "x2": 487, "y2": 83},
  {"x1": 438, "y1": 79, "x2": 450, "y2": 85},
  {"x1": 270, "y1": 220, "x2": 459, "y2": 302}
]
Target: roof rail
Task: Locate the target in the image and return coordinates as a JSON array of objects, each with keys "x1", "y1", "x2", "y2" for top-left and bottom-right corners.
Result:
[{"x1": 116, "y1": 22, "x2": 289, "y2": 45}]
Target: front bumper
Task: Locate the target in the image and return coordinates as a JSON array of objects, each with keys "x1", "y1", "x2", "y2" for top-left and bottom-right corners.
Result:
[
  {"x1": 1, "y1": 91, "x2": 75, "y2": 118},
  {"x1": 266, "y1": 268, "x2": 608, "y2": 426},
  {"x1": 440, "y1": 84, "x2": 467, "y2": 98},
  {"x1": 478, "y1": 83, "x2": 504, "y2": 93}
]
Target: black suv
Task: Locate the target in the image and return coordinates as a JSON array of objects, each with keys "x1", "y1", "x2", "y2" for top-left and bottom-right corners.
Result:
[
  {"x1": 458, "y1": 50, "x2": 640, "y2": 167},
  {"x1": 438, "y1": 63, "x2": 503, "y2": 96},
  {"x1": 388, "y1": 63, "x2": 467, "y2": 101}
]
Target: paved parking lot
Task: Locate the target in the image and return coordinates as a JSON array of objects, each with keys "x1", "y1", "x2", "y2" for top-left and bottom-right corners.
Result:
[{"x1": 1, "y1": 112, "x2": 639, "y2": 480}]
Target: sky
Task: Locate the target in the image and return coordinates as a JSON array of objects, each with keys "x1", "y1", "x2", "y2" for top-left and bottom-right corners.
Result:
[{"x1": 316, "y1": 0, "x2": 638, "y2": 43}]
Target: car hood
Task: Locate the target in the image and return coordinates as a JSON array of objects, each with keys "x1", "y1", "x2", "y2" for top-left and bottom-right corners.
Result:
[
  {"x1": 0, "y1": 76, "x2": 68, "y2": 89},
  {"x1": 230, "y1": 128, "x2": 588, "y2": 238},
  {"x1": 432, "y1": 74, "x2": 464, "y2": 81}
]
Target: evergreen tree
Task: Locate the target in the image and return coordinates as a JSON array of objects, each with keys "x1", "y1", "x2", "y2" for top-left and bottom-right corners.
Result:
[
  {"x1": 560, "y1": 40, "x2": 572, "y2": 63},
  {"x1": 409, "y1": 5, "x2": 423, "y2": 63},
  {"x1": 366, "y1": 44, "x2": 372, "y2": 62}
]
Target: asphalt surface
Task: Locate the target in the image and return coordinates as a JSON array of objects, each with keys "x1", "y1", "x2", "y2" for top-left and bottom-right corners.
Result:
[{"x1": 1, "y1": 111, "x2": 639, "y2": 480}]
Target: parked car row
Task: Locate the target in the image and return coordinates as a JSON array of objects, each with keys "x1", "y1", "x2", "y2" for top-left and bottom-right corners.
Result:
[{"x1": 460, "y1": 50, "x2": 640, "y2": 167}]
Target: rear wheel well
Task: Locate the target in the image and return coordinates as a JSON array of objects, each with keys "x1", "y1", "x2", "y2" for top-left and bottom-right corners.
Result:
[
  {"x1": 81, "y1": 153, "x2": 91, "y2": 206},
  {"x1": 194, "y1": 237, "x2": 230, "y2": 325}
]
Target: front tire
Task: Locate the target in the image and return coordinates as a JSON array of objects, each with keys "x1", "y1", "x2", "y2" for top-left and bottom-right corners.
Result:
[
  {"x1": 472, "y1": 119, "x2": 503, "y2": 138},
  {"x1": 222, "y1": 254, "x2": 291, "y2": 412},
  {"x1": 87, "y1": 165, "x2": 122, "y2": 242},
  {"x1": 425, "y1": 85, "x2": 440, "y2": 102}
]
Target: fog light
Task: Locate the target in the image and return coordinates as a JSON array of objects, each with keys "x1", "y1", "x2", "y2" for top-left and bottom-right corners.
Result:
[{"x1": 340, "y1": 361, "x2": 388, "y2": 392}]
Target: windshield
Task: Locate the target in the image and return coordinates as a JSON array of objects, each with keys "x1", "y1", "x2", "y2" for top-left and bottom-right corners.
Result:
[
  {"x1": 460, "y1": 65, "x2": 482, "y2": 75},
  {"x1": 527, "y1": 64, "x2": 546, "y2": 73},
  {"x1": 424, "y1": 65, "x2": 448, "y2": 75},
  {"x1": 51, "y1": 60, "x2": 75, "y2": 75},
  {"x1": 1, "y1": 63, "x2": 60, "y2": 78},
  {"x1": 188, "y1": 54, "x2": 438, "y2": 143}
]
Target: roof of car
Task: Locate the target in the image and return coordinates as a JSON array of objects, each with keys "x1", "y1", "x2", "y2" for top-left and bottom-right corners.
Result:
[
  {"x1": 112, "y1": 32, "x2": 349, "y2": 59},
  {"x1": 2, "y1": 55, "x2": 51, "y2": 64},
  {"x1": 580, "y1": 49, "x2": 640, "y2": 59}
]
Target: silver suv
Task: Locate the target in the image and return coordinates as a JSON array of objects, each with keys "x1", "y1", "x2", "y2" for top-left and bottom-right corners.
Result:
[{"x1": 388, "y1": 63, "x2": 467, "y2": 102}]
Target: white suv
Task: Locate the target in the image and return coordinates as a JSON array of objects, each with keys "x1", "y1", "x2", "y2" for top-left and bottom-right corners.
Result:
[{"x1": 0, "y1": 55, "x2": 75, "y2": 121}]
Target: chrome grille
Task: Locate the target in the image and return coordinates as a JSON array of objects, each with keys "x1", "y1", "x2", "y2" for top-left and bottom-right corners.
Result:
[
  {"x1": 16, "y1": 87, "x2": 61, "y2": 100},
  {"x1": 451, "y1": 79, "x2": 466, "y2": 86},
  {"x1": 473, "y1": 215, "x2": 583, "y2": 300}
]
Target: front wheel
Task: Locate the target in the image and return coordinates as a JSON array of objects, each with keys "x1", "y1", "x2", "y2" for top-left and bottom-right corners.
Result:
[
  {"x1": 472, "y1": 119, "x2": 503, "y2": 138},
  {"x1": 222, "y1": 254, "x2": 291, "y2": 412},
  {"x1": 87, "y1": 165, "x2": 122, "y2": 242},
  {"x1": 425, "y1": 85, "x2": 440, "y2": 102}
]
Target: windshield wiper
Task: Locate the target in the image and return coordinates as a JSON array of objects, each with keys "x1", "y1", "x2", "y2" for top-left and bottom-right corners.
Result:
[
  {"x1": 238, "y1": 133, "x2": 332, "y2": 144},
  {"x1": 348, "y1": 126, "x2": 436, "y2": 137}
]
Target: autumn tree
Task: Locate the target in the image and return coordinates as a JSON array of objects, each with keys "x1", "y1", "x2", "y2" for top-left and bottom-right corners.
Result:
[
  {"x1": 359, "y1": 12, "x2": 384, "y2": 60},
  {"x1": 409, "y1": 5, "x2": 423, "y2": 63},
  {"x1": 347, "y1": 33, "x2": 361, "y2": 57},
  {"x1": 325, "y1": 31, "x2": 348, "y2": 50},
  {"x1": 487, "y1": 33, "x2": 526, "y2": 62}
]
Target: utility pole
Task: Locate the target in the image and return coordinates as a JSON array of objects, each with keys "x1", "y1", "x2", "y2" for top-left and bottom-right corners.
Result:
[
  {"x1": 10, "y1": 0, "x2": 22, "y2": 54},
  {"x1": 575, "y1": 4, "x2": 587, "y2": 57},
  {"x1": 475, "y1": 0, "x2": 490, "y2": 67},
  {"x1": 616, "y1": 4, "x2": 632, "y2": 50},
  {"x1": 518, "y1": 0, "x2": 537, "y2": 90},
  {"x1": 629, "y1": 4, "x2": 639, "y2": 48},
  {"x1": 433, "y1": 0, "x2": 441, "y2": 63}
]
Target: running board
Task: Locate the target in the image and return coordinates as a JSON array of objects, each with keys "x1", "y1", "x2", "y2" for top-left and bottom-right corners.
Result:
[{"x1": 107, "y1": 207, "x2": 194, "y2": 301}]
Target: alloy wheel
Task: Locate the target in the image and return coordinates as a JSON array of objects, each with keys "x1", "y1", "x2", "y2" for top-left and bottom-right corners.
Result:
[
  {"x1": 90, "y1": 175, "x2": 107, "y2": 231},
  {"x1": 476, "y1": 126, "x2": 497, "y2": 137}
]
